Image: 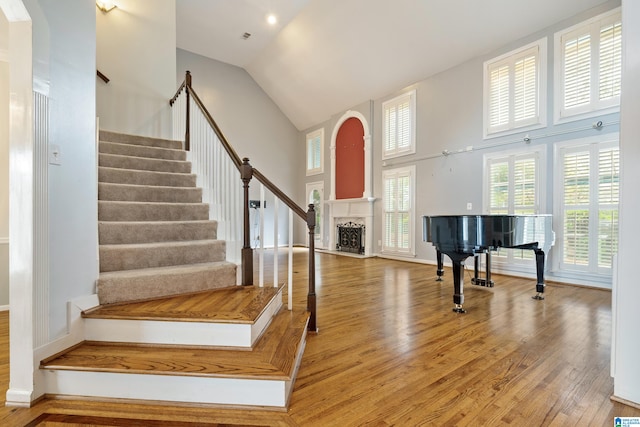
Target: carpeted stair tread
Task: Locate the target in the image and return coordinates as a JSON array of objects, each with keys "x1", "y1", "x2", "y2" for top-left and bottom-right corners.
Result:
[
  {"x1": 99, "y1": 141, "x2": 186, "y2": 161},
  {"x1": 100, "y1": 240, "x2": 226, "y2": 272},
  {"x1": 97, "y1": 262, "x2": 238, "y2": 305},
  {"x1": 98, "y1": 182, "x2": 203, "y2": 203},
  {"x1": 98, "y1": 201, "x2": 209, "y2": 221},
  {"x1": 99, "y1": 130, "x2": 183, "y2": 150},
  {"x1": 99, "y1": 166, "x2": 196, "y2": 187},
  {"x1": 99, "y1": 220, "x2": 217, "y2": 244},
  {"x1": 99, "y1": 153, "x2": 192, "y2": 174}
]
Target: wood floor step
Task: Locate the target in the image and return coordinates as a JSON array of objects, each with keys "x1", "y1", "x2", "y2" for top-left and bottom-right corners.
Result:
[
  {"x1": 85, "y1": 284, "x2": 283, "y2": 323},
  {"x1": 99, "y1": 166, "x2": 196, "y2": 188},
  {"x1": 99, "y1": 240, "x2": 226, "y2": 272},
  {"x1": 43, "y1": 310, "x2": 308, "y2": 379},
  {"x1": 99, "y1": 141, "x2": 186, "y2": 161},
  {"x1": 99, "y1": 220, "x2": 217, "y2": 244},
  {"x1": 99, "y1": 130, "x2": 183, "y2": 150},
  {"x1": 99, "y1": 153, "x2": 192, "y2": 174},
  {"x1": 40, "y1": 310, "x2": 309, "y2": 408},
  {"x1": 98, "y1": 183, "x2": 203, "y2": 203},
  {"x1": 82, "y1": 286, "x2": 285, "y2": 348}
]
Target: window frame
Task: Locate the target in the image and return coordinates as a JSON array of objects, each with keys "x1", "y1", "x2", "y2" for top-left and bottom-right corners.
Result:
[
  {"x1": 553, "y1": 134, "x2": 619, "y2": 277},
  {"x1": 381, "y1": 165, "x2": 416, "y2": 256},
  {"x1": 483, "y1": 37, "x2": 548, "y2": 139},
  {"x1": 306, "y1": 128, "x2": 324, "y2": 176},
  {"x1": 382, "y1": 90, "x2": 417, "y2": 160},
  {"x1": 482, "y1": 146, "x2": 546, "y2": 268},
  {"x1": 553, "y1": 7, "x2": 622, "y2": 124}
]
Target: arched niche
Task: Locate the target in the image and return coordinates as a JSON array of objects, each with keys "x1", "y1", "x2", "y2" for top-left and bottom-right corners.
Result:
[{"x1": 329, "y1": 110, "x2": 372, "y2": 200}]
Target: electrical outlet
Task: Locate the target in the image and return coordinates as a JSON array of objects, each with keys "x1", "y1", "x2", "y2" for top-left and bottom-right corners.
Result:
[{"x1": 466, "y1": 202, "x2": 472, "y2": 210}]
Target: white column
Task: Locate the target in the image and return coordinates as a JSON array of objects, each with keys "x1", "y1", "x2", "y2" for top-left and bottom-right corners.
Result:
[{"x1": 5, "y1": 2, "x2": 35, "y2": 406}]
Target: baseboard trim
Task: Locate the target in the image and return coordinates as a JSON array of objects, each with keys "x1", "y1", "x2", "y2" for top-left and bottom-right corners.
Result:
[
  {"x1": 611, "y1": 394, "x2": 640, "y2": 410},
  {"x1": 5, "y1": 388, "x2": 34, "y2": 407},
  {"x1": 0, "y1": 237, "x2": 8, "y2": 245},
  {"x1": 0, "y1": 305, "x2": 9, "y2": 312}
]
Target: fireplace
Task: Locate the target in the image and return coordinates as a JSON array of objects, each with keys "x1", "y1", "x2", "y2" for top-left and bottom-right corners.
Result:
[
  {"x1": 327, "y1": 198, "x2": 375, "y2": 257},
  {"x1": 336, "y1": 222, "x2": 365, "y2": 254}
]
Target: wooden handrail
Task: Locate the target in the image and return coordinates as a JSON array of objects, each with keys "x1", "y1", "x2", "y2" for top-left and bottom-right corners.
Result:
[
  {"x1": 169, "y1": 80, "x2": 185, "y2": 106},
  {"x1": 97, "y1": 70, "x2": 110, "y2": 84},
  {"x1": 170, "y1": 70, "x2": 318, "y2": 332},
  {"x1": 252, "y1": 168, "x2": 307, "y2": 220}
]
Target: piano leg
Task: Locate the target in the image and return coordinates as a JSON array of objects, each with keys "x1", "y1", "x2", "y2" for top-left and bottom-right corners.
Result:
[
  {"x1": 436, "y1": 250, "x2": 444, "y2": 282},
  {"x1": 471, "y1": 251, "x2": 495, "y2": 287},
  {"x1": 532, "y1": 248, "x2": 546, "y2": 300},
  {"x1": 448, "y1": 254, "x2": 469, "y2": 313}
]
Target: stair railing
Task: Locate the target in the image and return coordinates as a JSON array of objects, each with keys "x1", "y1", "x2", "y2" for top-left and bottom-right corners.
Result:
[{"x1": 170, "y1": 71, "x2": 317, "y2": 332}]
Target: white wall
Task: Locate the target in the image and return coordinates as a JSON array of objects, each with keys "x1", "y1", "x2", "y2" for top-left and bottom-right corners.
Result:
[
  {"x1": 176, "y1": 49, "x2": 301, "y2": 246},
  {"x1": 24, "y1": 0, "x2": 98, "y2": 340},
  {"x1": 302, "y1": 0, "x2": 621, "y2": 288},
  {"x1": 613, "y1": 0, "x2": 640, "y2": 407},
  {"x1": 96, "y1": 0, "x2": 176, "y2": 139},
  {"x1": 0, "y1": 9, "x2": 8, "y2": 308}
]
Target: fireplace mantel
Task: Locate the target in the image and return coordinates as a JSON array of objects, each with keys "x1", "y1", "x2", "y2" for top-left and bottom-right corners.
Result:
[{"x1": 327, "y1": 197, "x2": 376, "y2": 257}]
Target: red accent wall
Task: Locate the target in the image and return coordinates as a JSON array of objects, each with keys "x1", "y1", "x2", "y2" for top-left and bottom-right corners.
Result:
[{"x1": 336, "y1": 118, "x2": 364, "y2": 199}]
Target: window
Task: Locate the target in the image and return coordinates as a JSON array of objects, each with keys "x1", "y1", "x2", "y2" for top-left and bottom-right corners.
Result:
[
  {"x1": 382, "y1": 90, "x2": 416, "y2": 159},
  {"x1": 382, "y1": 166, "x2": 415, "y2": 255},
  {"x1": 555, "y1": 136, "x2": 619, "y2": 275},
  {"x1": 483, "y1": 38, "x2": 547, "y2": 138},
  {"x1": 484, "y1": 147, "x2": 545, "y2": 264},
  {"x1": 306, "y1": 128, "x2": 324, "y2": 175},
  {"x1": 554, "y1": 8, "x2": 621, "y2": 122}
]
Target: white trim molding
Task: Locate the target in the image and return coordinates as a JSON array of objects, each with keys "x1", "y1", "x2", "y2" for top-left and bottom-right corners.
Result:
[{"x1": 0, "y1": 237, "x2": 8, "y2": 245}]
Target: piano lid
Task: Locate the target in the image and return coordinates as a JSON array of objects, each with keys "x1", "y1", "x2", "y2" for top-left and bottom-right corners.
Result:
[{"x1": 423, "y1": 214, "x2": 554, "y2": 253}]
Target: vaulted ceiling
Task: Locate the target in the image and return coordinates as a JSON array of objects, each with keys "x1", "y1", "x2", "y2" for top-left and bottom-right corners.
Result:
[{"x1": 177, "y1": 0, "x2": 611, "y2": 130}]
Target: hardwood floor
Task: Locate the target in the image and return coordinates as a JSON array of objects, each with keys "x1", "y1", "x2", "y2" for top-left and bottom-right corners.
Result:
[{"x1": 2, "y1": 250, "x2": 640, "y2": 426}]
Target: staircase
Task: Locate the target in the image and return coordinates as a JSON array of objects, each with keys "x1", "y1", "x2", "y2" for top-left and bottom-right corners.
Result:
[
  {"x1": 96, "y1": 130, "x2": 237, "y2": 304},
  {"x1": 39, "y1": 131, "x2": 309, "y2": 409}
]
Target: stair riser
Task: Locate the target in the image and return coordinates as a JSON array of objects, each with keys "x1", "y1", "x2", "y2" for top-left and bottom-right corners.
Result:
[
  {"x1": 100, "y1": 130, "x2": 183, "y2": 150},
  {"x1": 41, "y1": 371, "x2": 290, "y2": 408},
  {"x1": 99, "y1": 202, "x2": 209, "y2": 222},
  {"x1": 99, "y1": 183, "x2": 203, "y2": 203},
  {"x1": 97, "y1": 263, "x2": 237, "y2": 304},
  {"x1": 99, "y1": 221, "x2": 217, "y2": 244},
  {"x1": 99, "y1": 167, "x2": 196, "y2": 188},
  {"x1": 99, "y1": 141, "x2": 186, "y2": 161},
  {"x1": 99, "y1": 241, "x2": 226, "y2": 272},
  {"x1": 99, "y1": 154, "x2": 192, "y2": 174}
]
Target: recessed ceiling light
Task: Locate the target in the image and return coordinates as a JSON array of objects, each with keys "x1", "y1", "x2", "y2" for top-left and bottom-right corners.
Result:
[{"x1": 267, "y1": 14, "x2": 277, "y2": 25}]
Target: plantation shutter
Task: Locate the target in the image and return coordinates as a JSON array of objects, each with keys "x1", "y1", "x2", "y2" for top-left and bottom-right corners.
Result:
[
  {"x1": 562, "y1": 150, "x2": 591, "y2": 266},
  {"x1": 513, "y1": 157, "x2": 537, "y2": 214},
  {"x1": 307, "y1": 134, "x2": 320, "y2": 170},
  {"x1": 514, "y1": 54, "x2": 537, "y2": 123},
  {"x1": 597, "y1": 147, "x2": 619, "y2": 267},
  {"x1": 488, "y1": 160, "x2": 509, "y2": 214},
  {"x1": 383, "y1": 92, "x2": 415, "y2": 158},
  {"x1": 599, "y1": 21, "x2": 622, "y2": 101},
  {"x1": 383, "y1": 169, "x2": 412, "y2": 252},
  {"x1": 563, "y1": 32, "x2": 591, "y2": 110},
  {"x1": 486, "y1": 44, "x2": 539, "y2": 135},
  {"x1": 489, "y1": 64, "x2": 510, "y2": 129}
]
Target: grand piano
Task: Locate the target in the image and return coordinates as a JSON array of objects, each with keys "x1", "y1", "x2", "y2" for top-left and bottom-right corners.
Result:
[{"x1": 423, "y1": 215, "x2": 554, "y2": 313}]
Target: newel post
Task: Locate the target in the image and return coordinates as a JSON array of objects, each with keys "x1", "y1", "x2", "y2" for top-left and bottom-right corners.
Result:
[
  {"x1": 241, "y1": 158, "x2": 254, "y2": 285},
  {"x1": 185, "y1": 71, "x2": 192, "y2": 151},
  {"x1": 306, "y1": 204, "x2": 317, "y2": 332}
]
